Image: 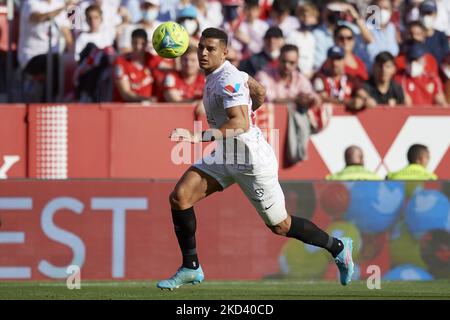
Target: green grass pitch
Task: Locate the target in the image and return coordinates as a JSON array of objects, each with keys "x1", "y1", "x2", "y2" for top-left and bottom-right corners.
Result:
[{"x1": 0, "y1": 280, "x2": 449, "y2": 300}]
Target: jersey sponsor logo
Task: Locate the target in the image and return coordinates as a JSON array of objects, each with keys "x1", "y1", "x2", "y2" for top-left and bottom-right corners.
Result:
[{"x1": 224, "y1": 83, "x2": 241, "y2": 94}]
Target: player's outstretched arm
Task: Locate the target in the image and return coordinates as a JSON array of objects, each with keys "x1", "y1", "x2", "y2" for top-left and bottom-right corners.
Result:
[{"x1": 247, "y1": 76, "x2": 266, "y2": 111}]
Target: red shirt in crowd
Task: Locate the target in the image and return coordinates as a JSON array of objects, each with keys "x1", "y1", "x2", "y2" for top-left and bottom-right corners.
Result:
[
  {"x1": 113, "y1": 52, "x2": 173, "y2": 102},
  {"x1": 345, "y1": 54, "x2": 369, "y2": 81},
  {"x1": 313, "y1": 73, "x2": 358, "y2": 102},
  {"x1": 320, "y1": 55, "x2": 368, "y2": 82},
  {"x1": 395, "y1": 53, "x2": 439, "y2": 77},
  {"x1": 395, "y1": 72, "x2": 444, "y2": 105},
  {"x1": 162, "y1": 71, "x2": 205, "y2": 102}
]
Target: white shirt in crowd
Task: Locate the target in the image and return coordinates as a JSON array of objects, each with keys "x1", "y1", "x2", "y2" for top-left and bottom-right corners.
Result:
[
  {"x1": 18, "y1": 0, "x2": 71, "y2": 69},
  {"x1": 74, "y1": 28, "x2": 115, "y2": 61},
  {"x1": 237, "y1": 18, "x2": 269, "y2": 54},
  {"x1": 196, "y1": 0, "x2": 223, "y2": 31},
  {"x1": 78, "y1": 0, "x2": 122, "y2": 33},
  {"x1": 268, "y1": 15, "x2": 299, "y2": 39},
  {"x1": 435, "y1": 0, "x2": 450, "y2": 36},
  {"x1": 286, "y1": 30, "x2": 316, "y2": 77}
]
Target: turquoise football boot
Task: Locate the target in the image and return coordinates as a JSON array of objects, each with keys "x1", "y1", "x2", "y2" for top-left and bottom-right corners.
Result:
[
  {"x1": 334, "y1": 237, "x2": 354, "y2": 286},
  {"x1": 157, "y1": 266, "x2": 204, "y2": 290}
]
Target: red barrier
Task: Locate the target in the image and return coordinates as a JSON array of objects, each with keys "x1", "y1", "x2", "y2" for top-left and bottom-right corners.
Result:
[
  {"x1": 3, "y1": 103, "x2": 450, "y2": 179},
  {"x1": 107, "y1": 104, "x2": 195, "y2": 178},
  {"x1": 0, "y1": 180, "x2": 285, "y2": 280},
  {"x1": 0, "y1": 104, "x2": 27, "y2": 178},
  {"x1": 28, "y1": 104, "x2": 110, "y2": 178}
]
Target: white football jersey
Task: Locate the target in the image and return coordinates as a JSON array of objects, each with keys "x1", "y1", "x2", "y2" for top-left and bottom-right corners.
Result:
[
  {"x1": 202, "y1": 61, "x2": 273, "y2": 166},
  {"x1": 203, "y1": 61, "x2": 254, "y2": 130}
]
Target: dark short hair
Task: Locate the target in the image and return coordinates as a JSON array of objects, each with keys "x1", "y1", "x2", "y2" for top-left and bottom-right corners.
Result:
[
  {"x1": 280, "y1": 44, "x2": 299, "y2": 56},
  {"x1": 407, "y1": 144, "x2": 429, "y2": 163},
  {"x1": 374, "y1": 51, "x2": 395, "y2": 65},
  {"x1": 201, "y1": 27, "x2": 228, "y2": 47},
  {"x1": 85, "y1": 4, "x2": 102, "y2": 17},
  {"x1": 131, "y1": 28, "x2": 148, "y2": 42},
  {"x1": 407, "y1": 20, "x2": 426, "y2": 32},
  {"x1": 334, "y1": 24, "x2": 354, "y2": 39},
  {"x1": 272, "y1": 0, "x2": 291, "y2": 14},
  {"x1": 244, "y1": 0, "x2": 259, "y2": 7},
  {"x1": 264, "y1": 26, "x2": 283, "y2": 39}
]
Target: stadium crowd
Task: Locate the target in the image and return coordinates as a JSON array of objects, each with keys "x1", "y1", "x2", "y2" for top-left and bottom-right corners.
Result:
[{"x1": 1, "y1": 0, "x2": 450, "y2": 108}]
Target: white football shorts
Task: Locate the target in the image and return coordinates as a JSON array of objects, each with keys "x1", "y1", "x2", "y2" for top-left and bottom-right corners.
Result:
[{"x1": 193, "y1": 127, "x2": 287, "y2": 226}]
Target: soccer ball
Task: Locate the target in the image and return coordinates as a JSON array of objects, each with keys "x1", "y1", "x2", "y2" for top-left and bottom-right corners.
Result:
[{"x1": 152, "y1": 21, "x2": 189, "y2": 58}]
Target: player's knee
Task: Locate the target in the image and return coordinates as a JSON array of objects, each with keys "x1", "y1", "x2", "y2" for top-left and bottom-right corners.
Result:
[
  {"x1": 169, "y1": 187, "x2": 192, "y2": 210},
  {"x1": 268, "y1": 219, "x2": 291, "y2": 236}
]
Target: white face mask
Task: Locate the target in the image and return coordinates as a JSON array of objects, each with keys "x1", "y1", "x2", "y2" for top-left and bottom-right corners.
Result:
[
  {"x1": 269, "y1": 49, "x2": 280, "y2": 59},
  {"x1": 182, "y1": 19, "x2": 198, "y2": 36},
  {"x1": 380, "y1": 9, "x2": 392, "y2": 26},
  {"x1": 421, "y1": 15, "x2": 435, "y2": 29},
  {"x1": 143, "y1": 8, "x2": 158, "y2": 22},
  {"x1": 408, "y1": 60, "x2": 425, "y2": 77}
]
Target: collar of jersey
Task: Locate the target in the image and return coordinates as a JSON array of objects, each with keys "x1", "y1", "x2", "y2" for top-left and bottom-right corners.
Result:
[{"x1": 207, "y1": 61, "x2": 230, "y2": 78}]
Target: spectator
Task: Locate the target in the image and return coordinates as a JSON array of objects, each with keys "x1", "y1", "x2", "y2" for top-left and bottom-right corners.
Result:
[
  {"x1": 239, "y1": 26, "x2": 284, "y2": 77},
  {"x1": 235, "y1": 0, "x2": 269, "y2": 58},
  {"x1": 312, "y1": 1, "x2": 373, "y2": 71},
  {"x1": 176, "y1": 5, "x2": 201, "y2": 45},
  {"x1": 162, "y1": 45, "x2": 205, "y2": 103},
  {"x1": 403, "y1": 0, "x2": 425, "y2": 24},
  {"x1": 74, "y1": 42, "x2": 116, "y2": 102},
  {"x1": 117, "y1": 0, "x2": 161, "y2": 54},
  {"x1": 434, "y1": 0, "x2": 450, "y2": 36},
  {"x1": 256, "y1": 44, "x2": 319, "y2": 105},
  {"x1": 395, "y1": 43, "x2": 447, "y2": 106},
  {"x1": 326, "y1": 145, "x2": 381, "y2": 180},
  {"x1": 419, "y1": 0, "x2": 450, "y2": 63},
  {"x1": 365, "y1": 0, "x2": 399, "y2": 67},
  {"x1": 333, "y1": 24, "x2": 368, "y2": 81},
  {"x1": 78, "y1": 0, "x2": 122, "y2": 33},
  {"x1": 313, "y1": 46, "x2": 355, "y2": 104},
  {"x1": 365, "y1": 51, "x2": 406, "y2": 106},
  {"x1": 221, "y1": 0, "x2": 247, "y2": 58},
  {"x1": 75, "y1": 4, "x2": 115, "y2": 61},
  {"x1": 192, "y1": 0, "x2": 223, "y2": 31},
  {"x1": 18, "y1": 0, "x2": 75, "y2": 102},
  {"x1": 396, "y1": 21, "x2": 439, "y2": 76},
  {"x1": 158, "y1": 0, "x2": 190, "y2": 22},
  {"x1": 285, "y1": 2, "x2": 317, "y2": 78},
  {"x1": 387, "y1": 144, "x2": 437, "y2": 180},
  {"x1": 113, "y1": 28, "x2": 162, "y2": 102},
  {"x1": 267, "y1": 0, "x2": 299, "y2": 39},
  {"x1": 121, "y1": 0, "x2": 143, "y2": 23}
]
